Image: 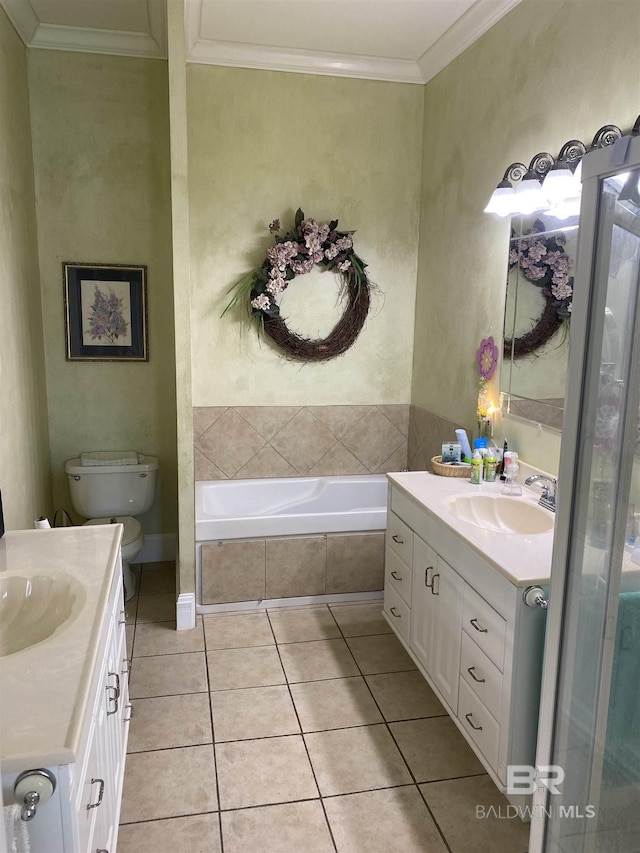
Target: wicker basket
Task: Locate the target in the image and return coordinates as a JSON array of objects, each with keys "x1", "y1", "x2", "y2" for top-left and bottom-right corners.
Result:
[{"x1": 431, "y1": 455, "x2": 471, "y2": 478}]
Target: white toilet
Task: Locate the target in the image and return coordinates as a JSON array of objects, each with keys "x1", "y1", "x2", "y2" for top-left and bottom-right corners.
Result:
[{"x1": 64, "y1": 453, "x2": 159, "y2": 600}]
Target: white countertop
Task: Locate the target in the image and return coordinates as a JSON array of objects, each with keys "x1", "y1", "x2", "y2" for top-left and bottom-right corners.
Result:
[
  {"x1": 0, "y1": 525, "x2": 122, "y2": 772},
  {"x1": 387, "y1": 470, "x2": 555, "y2": 587}
]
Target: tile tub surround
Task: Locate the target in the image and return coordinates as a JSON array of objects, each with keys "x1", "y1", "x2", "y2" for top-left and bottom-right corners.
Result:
[
  {"x1": 200, "y1": 531, "x2": 384, "y2": 605},
  {"x1": 408, "y1": 404, "x2": 473, "y2": 472},
  {"x1": 193, "y1": 404, "x2": 409, "y2": 479},
  {"x1": 120, "y1": 573, "x2": 530, "y2": 853}
]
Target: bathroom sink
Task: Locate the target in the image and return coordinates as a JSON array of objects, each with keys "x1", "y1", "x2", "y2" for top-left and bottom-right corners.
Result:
[
  {"x1": 448, "y1": 495, "x2": 554, "y2": 535},
  {"x1": 0, "y1": 573, "x2": 84, "y2": 656}
]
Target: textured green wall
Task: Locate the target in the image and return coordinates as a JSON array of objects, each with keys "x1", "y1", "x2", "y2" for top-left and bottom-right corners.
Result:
[
  {"x1": 27, "y1": 50, "x2": 177, "y2": 533},
  {"x1": 0, "y1": 8, "x2": 51, "y2": 529},
  {"x1": 186, "y1": 66, "x2": 423, "y2": 407},
  {"x1": 414, "y1": 0, "x2": 640, "y2": 472}
]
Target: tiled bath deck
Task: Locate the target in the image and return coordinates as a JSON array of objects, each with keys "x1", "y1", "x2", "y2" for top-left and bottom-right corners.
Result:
[{"x1": 119, "y1": 564, "x2": 530, "y2": 853}]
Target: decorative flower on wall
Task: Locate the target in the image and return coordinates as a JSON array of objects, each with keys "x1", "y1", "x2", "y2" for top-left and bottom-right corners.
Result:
[
  {"x1": 476, "y1": 336, "x2": 499, "y2": 381},
  {"x1": 85, "y1": 285, "x2": 128, "y2": 344},
  {"x1": 510, "y1": 218, "x2": 574, "y2": 319},
  {"x1": 476, "y1": 336, "x2": 498, "y2": 439}
]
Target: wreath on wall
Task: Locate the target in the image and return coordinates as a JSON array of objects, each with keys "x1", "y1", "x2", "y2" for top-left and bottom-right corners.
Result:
[
  {"x1": 223, "y1": 209, "x2": 372, "y2": 361},
  {"x1": 505, "y1": 218, "x2": 574, "y2": 359}
]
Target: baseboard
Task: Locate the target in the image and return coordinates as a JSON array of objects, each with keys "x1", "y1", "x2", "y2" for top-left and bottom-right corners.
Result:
[
  {"x1": 176, "y1": 592, "x2": 196, "y2": 630},
  {"x1": 136, "y1": 532, "x2": 177, "y2": 564},
  {"x1": 196, "y1": 590, "x2": 383, "y2": 615}
]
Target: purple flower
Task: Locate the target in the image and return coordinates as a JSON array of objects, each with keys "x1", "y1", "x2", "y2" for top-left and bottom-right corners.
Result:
[
  {"x1": 337, "y1": 259, "x2": 351, "y2": 272},
  {"x1": 251, "y1": 294, "x2": 271, "y2": 312},
  {"x1": 476, "y1": 337, "x2": 498, "y2": 380},
  {"x1": 268, "y1": 219, "x2": 280, "y2": 233},
  {"x1": 85, "y1": 285, "x2": 128, "y2": 343},
  {"x1": 292, "y1": 258, "x2": 314, "y2": 275}
]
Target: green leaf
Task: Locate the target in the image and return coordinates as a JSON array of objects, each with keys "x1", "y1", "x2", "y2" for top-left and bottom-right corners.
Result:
[
  {"x1": 329, "y1": 220, "x2": 338, "y2": 231},
  {"x1": 295, "y1": 208, "x2": 304, "y2": 229}
]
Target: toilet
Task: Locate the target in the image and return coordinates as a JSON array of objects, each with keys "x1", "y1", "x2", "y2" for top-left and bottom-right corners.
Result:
[{"x1": 64, "y1": 453, "x2": 159, "y2": 600}]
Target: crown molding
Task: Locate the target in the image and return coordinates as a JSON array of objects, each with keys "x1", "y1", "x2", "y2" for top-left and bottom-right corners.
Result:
[
  {"x1": 417, "y1": 0, "x2": 522, "y2": 83},
  {"x1": 0, "y1": 0, "x2": 39, "y2": 44}
]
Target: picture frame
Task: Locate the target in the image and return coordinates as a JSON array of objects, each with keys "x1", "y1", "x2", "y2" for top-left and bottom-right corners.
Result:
[{"x1": 63, "y1": 263, "x2": 148, "y2": 362}]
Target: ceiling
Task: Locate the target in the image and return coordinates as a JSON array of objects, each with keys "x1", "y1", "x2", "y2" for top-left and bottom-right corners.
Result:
[{"x1": 1, "y1": 0, "x2": 521, "y2": 84}]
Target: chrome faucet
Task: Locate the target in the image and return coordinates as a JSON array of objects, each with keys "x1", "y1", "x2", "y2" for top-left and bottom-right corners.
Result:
[{"x1": 524, "y1": 474, "x2": 557, "y2": 512}]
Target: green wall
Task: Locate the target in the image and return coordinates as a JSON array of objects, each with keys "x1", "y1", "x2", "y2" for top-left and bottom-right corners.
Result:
[
  {"x1": 414, "y1": 0, "x2": 640, "y2": 472},
  {"x1": 27, "y1": 50, "x2": 178, "y2": 534},
  {"x1": 0, "y1": 7, "x2": 51, "y2": 529}
]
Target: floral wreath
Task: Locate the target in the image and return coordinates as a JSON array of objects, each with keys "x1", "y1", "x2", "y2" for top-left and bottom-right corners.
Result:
[
  {"x1": 505, "y1": 217, "x2": 574, "y2": 359},
  {"x1": 223, "y1": 209, "x2": 372, "y2": 361}
]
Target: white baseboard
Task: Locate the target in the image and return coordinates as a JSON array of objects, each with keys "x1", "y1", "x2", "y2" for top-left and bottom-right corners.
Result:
[
  {"x1": 196, "y1": 590, "x2": 383, "y2": 615},
  {"x1": 136, "y1": 532, "x2": 177, "y2": 565},
  {"x1": 176, "y1": 592, "x2": 196, "y2": 630}
]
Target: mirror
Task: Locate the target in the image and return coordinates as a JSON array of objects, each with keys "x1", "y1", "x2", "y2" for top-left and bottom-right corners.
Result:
[{"x1": 501, "y1": 213, "x2": 580, "y2": 430}]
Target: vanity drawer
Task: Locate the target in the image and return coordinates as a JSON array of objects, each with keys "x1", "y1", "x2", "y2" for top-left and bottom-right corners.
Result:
[
  {"x1": 386, "y1": 511, "x2": 413, "y2": 567},
  {"x1": 458, "y1": 678, "x2": 500, "y2": 770},
  {"x1": 460, "y1": 631, "x2": 503, "y2": 721},
  {"x1": 463, "y1": 585, "x2": 506, "y2": 671},
  {"x1": 385, "y1": 547, "x2": 412, "y2": 605},
  {"x1": 384, "y1": 583, "x2": 411, "y2": 643}
]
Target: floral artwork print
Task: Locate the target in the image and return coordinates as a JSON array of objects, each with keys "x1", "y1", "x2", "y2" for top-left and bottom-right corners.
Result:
[
  {"x1": 84, "y1": 284, "x2": 129, "y2": 344},
  {"x1": 476, "y1": 336, "x2": 499, "y2": 381}
]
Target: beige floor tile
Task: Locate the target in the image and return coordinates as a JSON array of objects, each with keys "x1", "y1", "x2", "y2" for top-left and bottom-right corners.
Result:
[
  {"x1": 129, "y1": 652, "x2": 207, "y2": 699},
  {"x1": 420, "y1": 775, "x2": 531, "y2": 853},
  {"x1": 133, "y1": 619, "x2": 204, "y2": 657},
  {"x1": 118, "y1": 813, "x2": 221, "y2": 853},
  {"x1": 268, "y1": 605, "x2": 340, "y2": 643},
  {"x1": 324, "y1": 786, "x2": 448, "y2": 853},
  {"x1": 203, "y1": 611, "x2": 274, "y2": 650},
  {"x1": 390, "y1": 717, "x2": 485, "y2": 782},
  {"x1": 365, "y1": 671, "x2": 447, "y2": 721},
  {"x1": 127, "y1": 693, "x2": 212, "y2": 752},
  {"x1": 124, "y1": 595, "x2": 138, "y2": 623},
  {"x1": 346, "y1": 633, "x2": 417, "y2": 675},
  {"x1": 206, "y1": 645, "x2": 285, "y2": 691},
  {"x1": 221, "y1": 800, "x2": 334, "y2": 853},
  {"x1": 290, "y1": 676, "x2": 383, "y2": 732},
  {"x1": 120, "y1": 745, "x2": 217, "y2": 823},
  {"x1": 278, "y1": 639, "x2": 359, "y2": 683},
  {"x1": 216, "y1": 735, "x2": 317, "y2": 809},
  {"x1": 304, "y1": 724, "x2": 412, "y2": 796},
  {"x1": 125, "y1": 624, "x2": 135, "y2": 658},
  {"x1": 138, "y1": 564, "x2": 177, "y2": 596},
  {"x1": 136, "y1": 593, "x2": 176, "y2": 623},
  {"x1": 211, "y1": 685, "x2": 300, "y2": 741},
  {"x1": 329, "y1": 601, "x2": 391, "y2": 637}
]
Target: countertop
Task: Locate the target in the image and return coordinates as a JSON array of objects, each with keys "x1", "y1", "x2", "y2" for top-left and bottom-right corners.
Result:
[
  {"x1": 387, "y1": 470, "x2": 555, "y2": 587},
  {"x1": 0, "y1": 525, "x2": 122, "y2": 773}
]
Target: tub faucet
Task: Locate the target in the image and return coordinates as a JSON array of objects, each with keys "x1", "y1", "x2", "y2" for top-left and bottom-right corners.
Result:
[{"x1": 524, "y1": 474, "x2": 557, "y2": 512}]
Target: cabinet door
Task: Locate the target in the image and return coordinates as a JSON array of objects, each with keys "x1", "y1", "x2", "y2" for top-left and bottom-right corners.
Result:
[
  {"x1": 410, "y1": 535, "x2": 438, "y2": 671},
  {"x1": 429, "y1": 558, "x2": 464, "y2": 713}
]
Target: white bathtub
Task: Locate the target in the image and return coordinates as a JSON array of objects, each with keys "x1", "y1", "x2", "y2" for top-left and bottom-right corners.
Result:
[{"x1": 195, "y1": 474, "x2": 388, "y2": 541}]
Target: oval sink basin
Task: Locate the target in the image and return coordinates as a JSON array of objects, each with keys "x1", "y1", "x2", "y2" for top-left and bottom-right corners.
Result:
[
  {"x1": 448, "y1": 495, "x2": 554, "y2": 535},
  {"x1": 0, "y1": 574, "x2": 84, "y2": 657}
]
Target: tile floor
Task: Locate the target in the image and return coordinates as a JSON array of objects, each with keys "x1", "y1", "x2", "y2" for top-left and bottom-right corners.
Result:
[{"x1": 118, "y1": 563, "x2": 531, "y2": 853}]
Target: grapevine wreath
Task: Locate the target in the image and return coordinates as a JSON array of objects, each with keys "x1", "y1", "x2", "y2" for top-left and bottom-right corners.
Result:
[{"x1": 223, "y1": 209, "x2": 372, "y2": 361}]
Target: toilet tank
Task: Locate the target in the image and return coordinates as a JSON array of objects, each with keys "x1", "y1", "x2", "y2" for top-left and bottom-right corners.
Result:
[{"x1": 65, "y1": 455, "x2": 159, "y2": 518}]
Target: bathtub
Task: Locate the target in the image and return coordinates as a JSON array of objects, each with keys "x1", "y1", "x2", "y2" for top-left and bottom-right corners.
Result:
[{"x1": 195, "y1": 474, "x2": 388, "y2": 542}]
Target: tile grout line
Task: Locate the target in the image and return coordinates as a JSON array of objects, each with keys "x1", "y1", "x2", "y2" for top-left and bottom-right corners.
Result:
[{"x1": 202, "y1": 610, "x2": 226, "y2": 852}]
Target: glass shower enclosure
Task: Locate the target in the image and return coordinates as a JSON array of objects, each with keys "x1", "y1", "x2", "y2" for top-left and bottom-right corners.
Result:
[{"x1": 531, "y1": 131, "x2": 640, "y2": 852}]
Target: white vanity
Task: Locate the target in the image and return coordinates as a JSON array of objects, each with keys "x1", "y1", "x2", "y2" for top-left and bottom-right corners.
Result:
[
  {"x1": 384, "y1": 470, "x2": 554, "y2": 804},
  {"x1": 0, "y1": 525, "x2": 129, "y2": 853}
]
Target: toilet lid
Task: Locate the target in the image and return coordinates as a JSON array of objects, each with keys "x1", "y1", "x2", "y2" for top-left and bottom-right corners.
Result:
[{"x1": 83, "y1": 515, "x2": 142, "y2": 547}]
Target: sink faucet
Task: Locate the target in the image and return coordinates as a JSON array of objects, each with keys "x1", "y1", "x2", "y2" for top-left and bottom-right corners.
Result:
[{"x1": 524, "y1": 475, "x2": 557, "y2": 512}]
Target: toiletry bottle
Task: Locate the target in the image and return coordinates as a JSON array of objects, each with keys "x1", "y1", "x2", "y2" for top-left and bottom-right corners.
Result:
[
  {"x1": 470, "y1": 450, "x2": 483, "y2": 485},
  {"x1": 502, "y1": 462, "x2": 522, "y2": 496},
  {"x1": 484, "y1": 449, "x2": 498, "y2": 483},
  {"x1": 499, "y1": 439, "x2": 508, "y2": 480}
]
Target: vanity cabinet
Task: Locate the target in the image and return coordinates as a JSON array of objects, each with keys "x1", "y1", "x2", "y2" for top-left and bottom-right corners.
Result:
[{"x1": 383, "y1": 483, "x2": 547, "y2": 803}]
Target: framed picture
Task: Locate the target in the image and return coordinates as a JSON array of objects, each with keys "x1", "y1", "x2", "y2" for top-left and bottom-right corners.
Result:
[{"x1": 63, "y1": 263, "x2": 148, "y2": 362}]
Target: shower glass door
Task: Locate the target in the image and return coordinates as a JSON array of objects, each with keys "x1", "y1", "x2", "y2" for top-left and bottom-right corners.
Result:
[{"x1": 532, "y1": 137, "x2": 640, "y2": 853}]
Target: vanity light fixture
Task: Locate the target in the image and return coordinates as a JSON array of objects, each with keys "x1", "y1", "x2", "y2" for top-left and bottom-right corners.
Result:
[{"x1": 485, "y1": 123, "x2": 624, "y2": 217}]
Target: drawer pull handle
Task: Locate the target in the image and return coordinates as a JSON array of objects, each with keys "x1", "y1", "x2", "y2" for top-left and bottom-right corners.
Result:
[
  {"x1": 465, "y1": 713, "x2": 483, "y2": 731},
  {"x1": 467, "y1": 666, "x2": 486, "y2": 684},
  {"x1": 124, "y1": 703, "x2": 133, "y2": 723},
  {"x1": 389, "y1": 607, "x2": 402, "y2": 619},
  {"x1": 87, "y1": 778, "x2": 105, "y2": 810},
  {"x1": 425, "y1": 566, "x2": 433, "y2": 588},
  {"x1": 108, "y1": 671, "x2": 121, "y2": 698},
  {"x1": 391, "y1": 571, "x2": 402, "y2": 581},
  {"x1": 470, "y1": 618, "x2": 488, "y2": 633},
  {"x1": 392, "y1": 534, "x2": 404, "y2": 544},
  {"x1": 430, "y1": 573, "x2": 440, "y2": 596},
  {"x1": 106, "y1": 684, "x2": 119, "y2": 715}
]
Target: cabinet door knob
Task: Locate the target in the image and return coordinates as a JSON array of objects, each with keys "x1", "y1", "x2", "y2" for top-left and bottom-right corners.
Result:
[
  {"x1": 87, "y1": 778, "x2": 105, "y2": 810},
  {"x1": 389, "y1": 607, "x2": 402, "y2": 619},
  {"x1": 465, "y1": 713, "x2": 483, "y2": 731},
  {"x1": 467, "y1": 666, "x2": 486, "y2": 684},
  {"x1": 470, "y1": 618, "x2": 488, "y2": 633},
  {"x1": 392, "y1": 534, "x2": 404, "y2": 544},
  {"x1": 390, "y1": 570, "x2": 402, "y2": 581}
]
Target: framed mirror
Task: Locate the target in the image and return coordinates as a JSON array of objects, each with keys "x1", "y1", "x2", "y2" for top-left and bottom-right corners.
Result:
[{"x1": 501, "y1": 213, "x2": 579, "y2": 430}]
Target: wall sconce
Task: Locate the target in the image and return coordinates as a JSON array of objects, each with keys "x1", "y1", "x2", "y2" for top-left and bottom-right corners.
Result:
[{"x1": 484, "y1": 124, "x2": 623, "y2": 218}]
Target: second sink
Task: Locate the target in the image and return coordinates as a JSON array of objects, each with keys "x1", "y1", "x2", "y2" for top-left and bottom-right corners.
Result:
[{"x1": 448, "y1": 494, "x2": 554, "y2": 535}]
